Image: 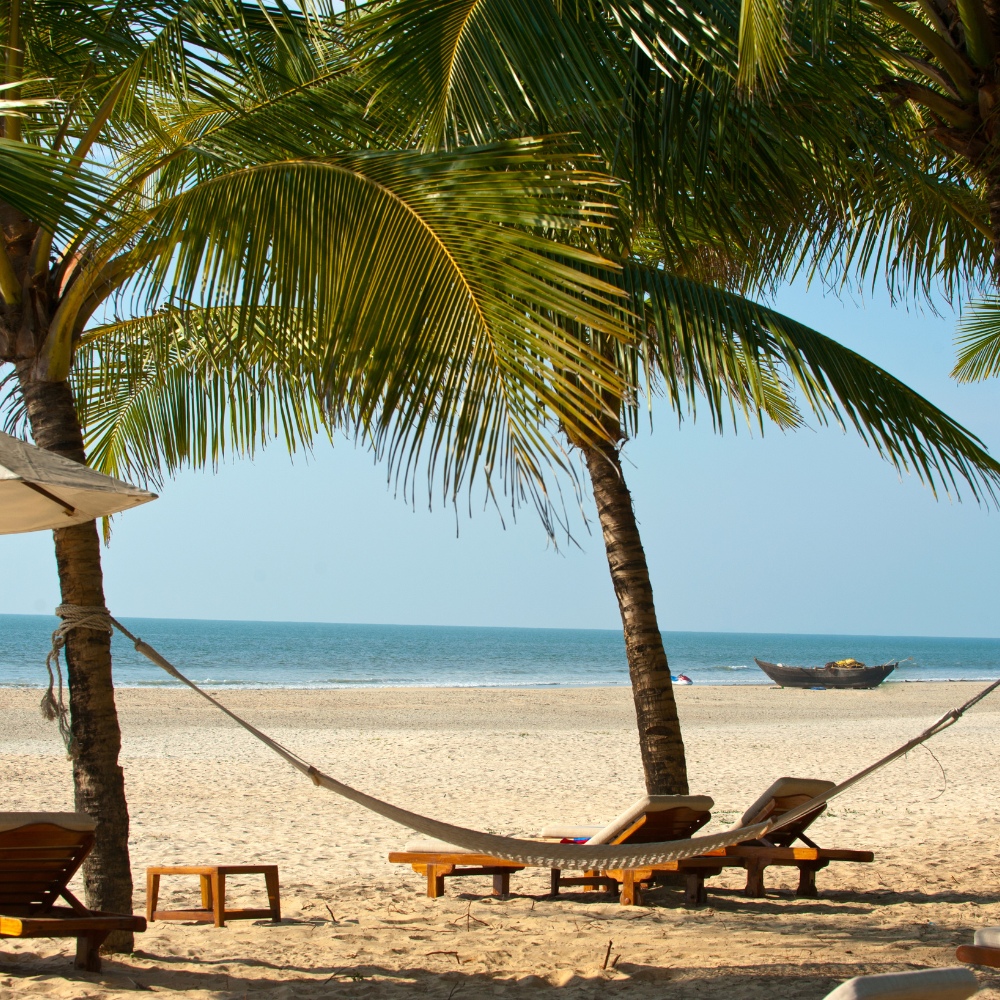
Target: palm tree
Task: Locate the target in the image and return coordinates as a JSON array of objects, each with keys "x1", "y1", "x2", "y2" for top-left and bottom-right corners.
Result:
[
  {"x1": 0, "y1": 0, "x2": 630, "y2": 947},
  {"x1": 60, "y1": 0, "x2": 1000, "y2": 802},
  {"x1": 350, "y1": 0, "x2": 1000, "y2": 793}
]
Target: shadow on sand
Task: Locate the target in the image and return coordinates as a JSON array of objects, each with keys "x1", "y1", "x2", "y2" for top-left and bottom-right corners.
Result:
[{"x1": 6, "y1": 956, "x2": 999, "y2": 999}]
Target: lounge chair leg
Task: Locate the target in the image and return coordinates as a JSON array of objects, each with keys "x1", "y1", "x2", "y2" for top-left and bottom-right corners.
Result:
[
  {"x1": 583, "y1": 869, "x2": 598, "y2": 892},
  {"x1": 684, "y1": 874, "x2": 707, "y2": 907},
  {"x1": 426, "y1": 865, "x2": 446, "y2": 898},
  {"x1": 75, "y1": 932, "x2": 108, "y2": 972},
  {"x1": 146, "y1": 871, "x2": 160, "y2": 922},
  {"x1": 620, "y1": 872, "x2": 642, "y2": 906},
  {"x1": 796, "y1": 864, "x2": 820, "y2": 898},
  {"x1": 744, "y1": 860, "x2": 767, "y2": 898},
  {"x1": 549, "y1": 869, "x2": 561, "y2": 896},
  {"x1": 492, "y1": 872, "x2": 510, "y2": 898}
]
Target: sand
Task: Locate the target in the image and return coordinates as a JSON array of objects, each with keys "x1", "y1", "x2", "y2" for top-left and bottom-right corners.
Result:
[{"x1": 2, "y1": 682, "x2": 1000, "y2": 999}]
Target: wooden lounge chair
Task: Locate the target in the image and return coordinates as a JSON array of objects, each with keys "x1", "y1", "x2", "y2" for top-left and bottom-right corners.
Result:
[
  {"x1": 602, "y1": 777, "x2": 872, "y2": 905},
  {"x1": 822, "y1": 967, "x2": 979, "y2": 999},
  {"x1": 0, "y1": 812, "x2": 146, "y2": 971},
  {"x1": 957, "y1": 927, "x2": 1000, "y2": 969},
  {"x1": 541, "y1": 795, "x2": 721, "y2": 905},
  {"x1": 723, "y1": 777, "x2": 874, "y2": 897}
]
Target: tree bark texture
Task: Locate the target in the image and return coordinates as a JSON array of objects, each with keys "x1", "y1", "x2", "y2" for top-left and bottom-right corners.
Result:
[
  {"x1": 988, "y1": 177, "x2": 1000, "y2": 277},
  {"x1": 581, "y1": 437, "x2": 689, "y2": 795},
  {"x1": 15, "y1": 362, "x2": 135, "y2": 953}
]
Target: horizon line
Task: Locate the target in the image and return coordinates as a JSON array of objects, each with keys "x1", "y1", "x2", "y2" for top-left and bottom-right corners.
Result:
[{"x1": 2, "y1": 611, "x2": 999, "y2": 642}]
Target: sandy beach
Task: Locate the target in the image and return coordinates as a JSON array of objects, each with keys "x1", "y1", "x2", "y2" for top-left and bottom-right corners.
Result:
[{"x1": 2, "y1": 682, "x2": 999, "y2": 999}]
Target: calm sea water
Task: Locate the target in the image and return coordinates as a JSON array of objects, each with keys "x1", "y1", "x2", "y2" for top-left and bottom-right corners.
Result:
[{"x1": 1, "y1": 614, "x2": 999, "y2": 688}]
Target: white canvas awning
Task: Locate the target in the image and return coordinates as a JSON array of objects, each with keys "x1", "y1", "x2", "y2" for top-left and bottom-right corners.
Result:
[{"x1": 0, "y1": 431, "x2": 157, "y2": 534}]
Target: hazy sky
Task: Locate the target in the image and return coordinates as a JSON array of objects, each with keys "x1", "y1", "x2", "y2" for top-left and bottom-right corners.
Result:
[{"x1": 4, "y1": 279, "x2": 999, "y2": 637}]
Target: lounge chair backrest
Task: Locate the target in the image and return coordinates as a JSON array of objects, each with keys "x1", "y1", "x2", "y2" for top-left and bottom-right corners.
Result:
[
  {"x1": 822, "y1": 966, "x2": 979, "y2": 999},
  {"x1": 0, "y1": 812, "x2": 96, "y2": 916},
  {"x1": 585, "y1": 795, "x2": 714, "y2": 846},
  {"x1": 739, "y1": 777, "x2": 835, "y2": 847}
]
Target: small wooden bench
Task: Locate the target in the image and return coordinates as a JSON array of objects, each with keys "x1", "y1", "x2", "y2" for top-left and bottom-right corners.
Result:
[
  {"x1": 146, "y1": 865, "x2": 280, "y2": 927},
  {"x1": 0, "y1": 812, "x2": 146, "y2": 971}
]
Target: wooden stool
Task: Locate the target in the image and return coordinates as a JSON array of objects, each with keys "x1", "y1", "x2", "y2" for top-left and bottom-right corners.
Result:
[{"x1": 146, "y1": 865, "x2": 280, "y2": 927}]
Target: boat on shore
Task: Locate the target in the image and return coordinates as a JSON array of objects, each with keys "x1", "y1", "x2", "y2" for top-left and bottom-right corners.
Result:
[{"x1": 754, "y1": 658, "x2": 897, "y2": 689}]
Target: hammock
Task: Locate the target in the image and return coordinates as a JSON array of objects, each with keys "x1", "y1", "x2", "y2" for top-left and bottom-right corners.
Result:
[{"x1": 42, "y1": 604, "x2": 1000, "y2": 871}]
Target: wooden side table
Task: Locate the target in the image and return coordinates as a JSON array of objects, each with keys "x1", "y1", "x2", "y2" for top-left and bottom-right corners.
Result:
[{"x1": 146, "y1": 865, "x2": 280, "y2": 928}]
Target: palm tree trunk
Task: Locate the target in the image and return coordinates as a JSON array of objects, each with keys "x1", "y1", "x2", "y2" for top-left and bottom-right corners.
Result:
[
  {"x1": 15, "y1": 362, "x2": 134, "y2": 953},
  {"x1": 580, "y1": 434, "x2": 689, "y2": 795},
  {"x1": 988, "y1": 177, "x2": 1000, "y2": 276}
]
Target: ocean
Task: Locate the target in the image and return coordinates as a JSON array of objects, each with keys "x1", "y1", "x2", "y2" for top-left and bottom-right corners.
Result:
[{"x1": 1, "y1": 614, "x2": 999, "y2": 688}]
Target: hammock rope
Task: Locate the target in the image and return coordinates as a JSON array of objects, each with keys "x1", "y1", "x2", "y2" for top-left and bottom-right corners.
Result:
[
  {"x1": 40, "y1": 604, "x2": 117, "y2": 754},
  {"x1": 43, "y1": 604, "x2": 1000, "y2": 871}
]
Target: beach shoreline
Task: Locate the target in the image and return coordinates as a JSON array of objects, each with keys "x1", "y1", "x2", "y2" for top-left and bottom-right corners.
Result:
[
  {"x1": 2, "y1": 684, "x2": 999, "y2": 998},
  {"x1": 3, "y1": 676, "x2": 995, "y2": 692}
]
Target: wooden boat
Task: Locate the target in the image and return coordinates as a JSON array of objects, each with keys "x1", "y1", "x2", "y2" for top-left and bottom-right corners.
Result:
[{"x1": 754, "y1": 658, "x2": 897, "y2": 689}]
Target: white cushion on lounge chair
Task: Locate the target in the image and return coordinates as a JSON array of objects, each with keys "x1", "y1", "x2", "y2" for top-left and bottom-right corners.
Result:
[
  {"x1": 538, "y1": 824, "x2": 604, "y2": 840},
  {"x1": 403, "y1": 838, "x2": 477, "y2": 854},
  {"x1": 974, "y1": 928, "x2": 1000, "y2": 948},
  {"x1": 0, "y1": 812, "x2": 95, "y2": 833},
  {"x1": 823, "y1": 967, "x2": 979, "y2": 1000},
  {"x1": 739, "y1": 777, "x2": 836, "y2": 827},
  {"x1": 584, "y1": 795, "x2": 714, "y2": 846}
]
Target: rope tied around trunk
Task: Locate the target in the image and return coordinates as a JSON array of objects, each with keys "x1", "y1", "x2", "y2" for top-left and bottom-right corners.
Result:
[
  {"x1": 39, "y1": 603, "x2": 1000, "y2": 870},
  {"x1": 42, "y1": 604, "x2": 115, "y2": 755}
]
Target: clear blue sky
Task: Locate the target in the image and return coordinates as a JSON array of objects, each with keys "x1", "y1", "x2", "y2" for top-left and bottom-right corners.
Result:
[{"x1": 4, "y1": 280, "x2": 999, "y2": 637}]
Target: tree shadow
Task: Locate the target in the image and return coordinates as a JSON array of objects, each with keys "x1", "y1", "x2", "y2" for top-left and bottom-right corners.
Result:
[
  {"x1": 18, "y1": 957, "x2": 999, "y2": 999},
  {"x1": 465, "y1": 882, "x2": 1000, "y2": 913},
  {"x1": 6, "y1": 944, "x2": 1000, "y2": 999}
]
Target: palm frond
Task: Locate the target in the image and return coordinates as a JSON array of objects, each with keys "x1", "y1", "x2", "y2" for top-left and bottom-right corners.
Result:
[
  {"x1": 353, "y1": 0, "x2": 629, "y2": 149},
  {"x1": 626, "y1": 266, "x2": 1000, "y2": 501},
  {"x1": 736, "y1": 0, "x2": 794, "y2": 92},
  {"x1": 0, "y1": 139, "x2": 111, "y2": 233},
  {"x1": 353, "y1": 0, "x2": 974, "y2": 304},
  {"x1": 73, "y1": 141, "x2": 636, "y2": 535},
  {"x1": 131, "y1": 141, "x2": 627, "y2": 443},
  {"x1": 953, "y1": 298, "x2": 1000, "y2": 382},
  {"x1": 73, "y1": 308, "x2": 324, "y2": 486}
]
